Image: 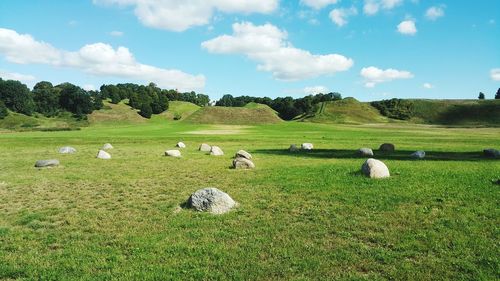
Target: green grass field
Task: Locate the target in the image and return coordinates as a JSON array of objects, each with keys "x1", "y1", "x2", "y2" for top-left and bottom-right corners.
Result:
[{"x1": 0, "y1": 119, "x2": 499, "y2": 280}]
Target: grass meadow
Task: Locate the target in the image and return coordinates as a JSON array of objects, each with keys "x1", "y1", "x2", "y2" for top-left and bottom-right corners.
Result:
[{"x1": 0, "y1": 120, "x2": 499, "y2": 280}]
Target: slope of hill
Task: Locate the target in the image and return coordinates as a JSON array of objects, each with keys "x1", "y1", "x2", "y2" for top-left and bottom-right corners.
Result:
[
  {"x1": 184, "y1": 105, "x2": 282, "y2": 124},
  {"x1": 301, "y1": 97, "x2": 388, "y2": 124},
  {"x1": 156, "y1": 101, "x2": 200, "y2": 121},
  {"x1": 0, "y1": 111, "x2": 86, "y2": 131},
  {"x1": 88, "y1": 101, "x2": 146, "y2": 125}
]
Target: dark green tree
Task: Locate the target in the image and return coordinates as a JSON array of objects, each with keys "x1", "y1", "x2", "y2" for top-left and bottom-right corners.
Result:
[
  {"x1": 33, "y1": 81, "x2": 60, "y2": 117},
  {"x1": 57, "y1": 83, "x2": 93, "y2": 118},
  {"x1": 0, "y1": 79, "x2": 35, "y2": 115},
  {"x1": 139, "y1": 103, "x2": 153, "y2": 118},
  {"x1": 495, "y1": 88, "x2": 500, "y2": 99},
  {"x1": 0, "y1": 100, "x2": 8, "y2": 119},
  {"x1": 478, "y1": 92, "x2": 485, "y2": 100}
]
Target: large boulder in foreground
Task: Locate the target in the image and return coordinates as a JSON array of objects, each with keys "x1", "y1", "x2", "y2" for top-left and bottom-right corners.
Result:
[
  {"x1": 59, "y1": 146, "x2": 76, "y2": 154},
  {"x1": 483, "y1": 148, "x2": 500, "y2": 158},
  {"x1": 411, "y1": 150, "x2": 426, "y2": 159},
  {"x1": 176, "y1": 142, "x2": 186, "y2": 148},
  {"x1": 97, "y1": 150, "x2": 111, "y2": 159},
  {"x1": 301, "y1": 143, "x2": 314, "y2": 150},
  {"x1": 199, "y1": 143, "x2": 211, "y2": 152},
  {"x1": 187, "y1": 188, "x2": 237, "y2": 214},
  {"x1": 235, "y1": 150, "x2": 252, "y2": 160},
  {"x1": 233, "y1": 157, "x2": 255, "y2": 169},
  {"x1": 379, "y1": 143, "x2": 395, "y2": 152},
  {"x1": 210, "y1": 146, "x2": 224, "y2": 156},
  {"x1": 165, "y1": 150, "x2": 181, "y2": 157},
  {"x1": 102, "y1": 143, "x2": 114, "y2": 150},
  {"x1": 358, "y1": 148, "x2": 374, "y2": 157},
  {"x1": 35, "y1": 159, "x2": 59, "y2": 168},
  {"x1": 361, "y1": 158, "x2": 390, "y2": 179}
]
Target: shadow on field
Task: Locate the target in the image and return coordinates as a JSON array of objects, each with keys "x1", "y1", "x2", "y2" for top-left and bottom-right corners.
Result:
[{"x1": 255, "y1": 149, "x2": 498, "y2": 162}]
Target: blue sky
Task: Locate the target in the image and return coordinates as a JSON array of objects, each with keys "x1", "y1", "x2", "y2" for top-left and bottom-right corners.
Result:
[{"x1": 0, "y1": 0, "x2": 498, "y2": 101}]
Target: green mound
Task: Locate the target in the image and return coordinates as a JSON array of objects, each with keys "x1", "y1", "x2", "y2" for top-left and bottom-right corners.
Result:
[
  {"x1": 88, "y1": 101, "x2": 146, "y2": 125},
  {"x1": 184, "y1": 105, "x2": 283, "y2": 124},
  {"x1": 0, "y1": 111, "x2": 86, "y2": 131},
  {"x1": 157, "y1": 101, "x2": 200, "y2": 121},
  {"x1": 302, "y1": 97, "x2": 387, "y2": 124}
]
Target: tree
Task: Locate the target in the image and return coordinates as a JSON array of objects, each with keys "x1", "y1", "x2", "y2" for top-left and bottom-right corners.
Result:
[
  {"x1": 478, "y1": 92, "x2": 485, "y2": 100},
  {"x1": 33, "y1": 81, "x2": 60, "y2": 117},
  {"x1": 216, "y1": 94, "x2": 234, "y2": 106},
  {"x1": 57, "y1": 83, "x2": 93, "y2": 118},
  {"x1": 0, "y1": 79, "x2": 35, "y2": 115},
  {"x1": 139, "y1": 103, "x2": 153, "y2": 118},
  {"x1": 0, "y1": 100, "x2": 8, "y2": 119},
  {"x1": 495, "y1": 88, "x2": 500, "y2": 100}
]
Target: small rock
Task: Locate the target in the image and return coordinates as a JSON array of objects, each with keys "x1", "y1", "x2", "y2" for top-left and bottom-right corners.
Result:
[
  {"x1": 187, "y1": 187, "x2": 237, "y2": 214},
  {"x1": 165, "y1": 150, "x2": 181, "y2": 157},
  {"x1": 233, "y1": 157, "x2": 255, "y2": 169},
  {"x1": 102, "y1": 143, "x2": 114, "y2": 150},
  {"x1": 302, "y1": 143, "x2": 313, "y2": 150},
  {"x1": 289, "y1": 144, "x2": 299, "y2": 152},
  {"x1": 35, "y1": 159, "x2": 59, "y2": 168},
  {"x1": 96, "y1": 150, "x2": 111, "y2": 159},
  {"x1": 235, "y1": 150, "x2": 252, "y2": 160},
  {"x1": 59, "y1": 146, "x2": 76, "y2": 154},
  {"x1": 361, "y1": 158, "x2": 390, "y2": 179},
  {"x1": 483, "y1": 148, "x2": 500, "y2": 158},
  {"x1": 379, "y1": 143, "x2": 395, "y2": 152},
  {"x1": 358, "y1": 148, "x2": 374, "y2": 157},
  {"x1": 411, "y1": 150, "x2": 426, "y2": 159},
  {"x1": 176, "y1": 142, "x2": 186, "y2": 148},
  {"x1": 210, "y1": 146, "x2": 224, "y2": 156},
  {"x1": 199, "y1": 143, "x2": 211, "y2": 152}
]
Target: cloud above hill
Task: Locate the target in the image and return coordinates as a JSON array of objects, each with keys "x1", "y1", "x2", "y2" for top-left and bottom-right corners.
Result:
[{"x1": 361, "y1": 66, "x2": 413, "y2": 87}]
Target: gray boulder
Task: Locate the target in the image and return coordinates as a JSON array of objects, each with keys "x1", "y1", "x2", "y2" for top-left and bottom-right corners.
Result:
[
  {"x1": 483, "y1": 148, "x2": 500, "y2": 158},
  {"x1": 187, "y1": 187, "x2": 237, "y2": 214},
  {"x1": 199, "y1": 143, "x2": 211, "y2": 152},
  {"x1": 59, "y1": 146, "x2": 76, "y2": 154},
  {"x1": 379, "y1": 143, "x2": 395, "y2": 152},
  {"x1": 411, "y1": 150, "x2": 426, "y2": 159},
  {"x1": 233, "y1": 157, "x2": 255, "y2": 169},
  {"x1": 35, "y1": 159, "x2": 59, "y2": 168},
  {"x1": 235, "y1": 150, "x2": 252, "y2": 160},
  {"x1": 102, "y1": 143, "x2": 113, "y2": 150},
  {"x1": 361, "y1": 158, "x2": 390, "y2": 179},
  {"x1": 96, "y1": 150, "x2": 111, "y2": 159},
  {"x1": 302, "y1": 143, "x2": 314, "y2": 150},
  {"x1": 289, "y1": 144, "x2": 299, "y2": 152},
  {"x1": 165, "y1": 150, "x2": 181, "y2": 157},
  {"x1": 210, "y1": 146, "x2": 224, "y2": 156},
  {"x1": 176, "y1": 142, "x2": 186, "y2": 148},
  {"x1": 358, "y1": 148, "x2": 374, "y2": 157}
]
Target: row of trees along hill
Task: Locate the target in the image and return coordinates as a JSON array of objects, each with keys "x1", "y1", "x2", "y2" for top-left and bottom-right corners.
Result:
[
  {"x1": 478, "y1": 88, "x2": 500, "y2": 99},
  {"x1": 215, "y1": 92, "x2": 342, "y2": 120}
]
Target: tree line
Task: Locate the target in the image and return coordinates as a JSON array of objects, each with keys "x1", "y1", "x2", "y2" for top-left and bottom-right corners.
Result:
[{"x1": 215, "y1": 92, "x2": 342, "y2": 120}]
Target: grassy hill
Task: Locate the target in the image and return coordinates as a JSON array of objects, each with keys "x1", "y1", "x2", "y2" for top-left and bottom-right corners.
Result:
[
  {"x1": 88, "y1": 100, "x2": 146, "y2": 125},
  {"x1": 0, "y1": 111, "x2": 86, "y2": 131},
  {"x1": 301, "y1": 97, "x2": 388, "y2": 124},
  {"x1": 184, "y1": 104, "x2": 282, "y2": 124},
  {"x1": 156, "y1": 101, "x2": 200, "y2": 121}
]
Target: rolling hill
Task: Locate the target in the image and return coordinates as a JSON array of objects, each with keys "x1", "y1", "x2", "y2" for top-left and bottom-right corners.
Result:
[{"x1": 184, "y1": 104, "x2": 282, "y2": 124}]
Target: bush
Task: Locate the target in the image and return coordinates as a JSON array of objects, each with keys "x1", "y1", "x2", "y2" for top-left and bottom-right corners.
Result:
[
  {"x1": 139, "y1": 103, "x2": 153, "y2": 118},
  {"x1": 173, "y1": 113, "x2": 182, "y2": 120},
  {"x1": 371, "y1": 99, "x2": 415, "y2": 120},
  {"x1": 0, "y1": 100, "x2": 8, "y2": 119}
]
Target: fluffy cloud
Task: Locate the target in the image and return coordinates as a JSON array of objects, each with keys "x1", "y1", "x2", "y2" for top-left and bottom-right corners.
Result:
[
  {"x1": 329, "y1": 7, "x2": 358, "y2": 27},
  {"x1": 109, "y1": 30, "x2": 124, "y2": 37},
  {"x1": 0, "y1": 28, "x2": 204, "y2": 91},
  {"x1": 425, "y1": 6, "x2": 445, "y2": 21},
  {"x1": 423, "y1": 82, "x2": 433, "y2": 89},
  {"x1": 397, "y1": 20, "x2": 417, "y2": 35},
  {"x1": 363, "y1": 0, "x2": 403, "y2": 15},
  {"x1": 304, "y1": 86, "x2": 329, "y2": 95},
  {"x1": 360, "y1": 66, "x2": 414, "y2": 87},
  {"x1": 93, "y1": 0, "x2": 279, "y2": 32},
  {"x1": 201, "y1": 22, "x2": 354, "y2": 81},
  {"x1": 301, "y1": 0, "x2": 339, "y2": 10},
  {"x1": 0, "y1": 69, "x2": 36, "y2": 82},
  {"x1": 491, "y1": 68, "x2": 500, "y2": 81}
]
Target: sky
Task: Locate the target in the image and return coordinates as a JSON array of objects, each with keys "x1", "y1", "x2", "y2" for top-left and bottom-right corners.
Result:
[{"x1": 0, "y1": 0, "x2": 498, "y2": 101}]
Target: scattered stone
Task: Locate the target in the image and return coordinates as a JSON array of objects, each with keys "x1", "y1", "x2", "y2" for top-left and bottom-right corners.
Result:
[
  {"x1": 233, "y1": 157, "x2": 255, "y2": 169},
  {"x1": 302, "y1": 143, "x2": 314, "y2": 150},
  {"x1": 102, "y1": 143, "x2": 114, "y2": 150},
  {"x1": 199, "y1": 143, "x2": 211, "y2": 152},
  {"x1": 358, "y1": 148, "x2": 374, "y2": 157},
  {"x1": 411, "y1": 150, "x2": 426, "y2": 159},
  {"x1": 235, "y1": 150, "x2": 252, "y2": 160},
  {"x1": 289, "y1": 144, "x2": 299, "y2": 152},
  {"x1": 210, "y1": 146, "x2": 224, "y2": 156},
  {"x1": 35, "y1": 159, "x2": 59, "y2": 168},
  {"x1": 187, "y1": 187, "x2": 237, "y2": 214},
  {"x1": 96, "y1": 150, "x2": 111, "y2": 159},
  {"x1": 59, "y1": 146, "x2": 76, "y2": 154},
  {"x1": 361, "y1": 158, "x2": 390, "y2": 179},
  {"x1": 165, "y1": 150, "x2": 181, "y2": 157},
  {"x1": 483, "y1": 148, "x2": 500, "y2": 158},
  {"x1": 379, "y1": 143, "x2": 395, "y2": 152},
  {"x1": 176, "y1": 142, "x2": 186, "y2": 148}
]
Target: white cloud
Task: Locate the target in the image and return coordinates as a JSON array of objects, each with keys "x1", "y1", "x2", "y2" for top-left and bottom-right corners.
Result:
[
  {"x1": 301, "y1": 0, "x2": 339, "y2": 10},
  {"x1": 360, "y1": 66, "x2": 414, "y2": 87},
  {"x1": 93, "y1": 0, "x2": 279, "y2": 32},
  {"x1": 0, "y1": 69, "x2": 36, "y2": 82},
  {"x1": 397, "y1": 20, "x2": 417, "y2": 35},
  {"x1": 491, "y1": 68, "x2": 500, "y2": 81},
  {"x1": 329, "y1": 7, "x2": 358, "y2": 27},
  {"x1": 83, "y1": 84, "x2": 96, "y2": 91},
  {"x1": 363, "y1": 0, "x2": 402, "y2": 15},
  {"x1": 109, "y1": 30, "x2": 124, "y2": 36},
  {"x1": 425, "y1": 6, "x2": 444, "y2": 21},
  {"x1": 201, "y1": 22, "x2": 354, "y2": 81},
  {"x1": 304, "y1": 86, "x2": 329, "y2": 95},
  {"x1": 423, "y1": 82, "x2": 433, "y2": 89},
  {"x1": 0, "y1": 28, "x2": 204, "y2": 91}
]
